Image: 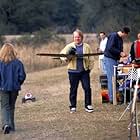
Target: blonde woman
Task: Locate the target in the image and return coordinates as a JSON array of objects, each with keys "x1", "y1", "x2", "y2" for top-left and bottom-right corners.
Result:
[{"x1": 0, "y1": 43, "x2": 26, "y2": 134}]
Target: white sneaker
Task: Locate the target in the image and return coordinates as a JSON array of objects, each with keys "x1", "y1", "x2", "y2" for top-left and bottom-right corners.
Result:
[
  {"x1": 70, "y1": 107, "x2": 76, "y2": 113},
  {"x1": 3, "y1": 125, "x2": 10, "y2": 134},
  {"x1": 85, "y1": 105, "x2": 94, "y2": 113}
]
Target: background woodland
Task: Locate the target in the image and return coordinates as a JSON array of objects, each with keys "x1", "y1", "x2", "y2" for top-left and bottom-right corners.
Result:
[{"x1": 0, "y1": 0, "x2": 139, "y2": 39}]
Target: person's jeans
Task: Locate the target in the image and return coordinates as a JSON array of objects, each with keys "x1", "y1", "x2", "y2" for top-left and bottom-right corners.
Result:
[
  {"x1": 104, "y1": 56, "x2": 118, "y2": 101},
  {"x1": 68, "y1": 70, "x2": 92, "y2": 108},
  {"x1": 0, "y1": 91, "x2": 18, "y2": 131},
  {"x1": 100, "y1": 58, "x2": 106, "y2": 74}
]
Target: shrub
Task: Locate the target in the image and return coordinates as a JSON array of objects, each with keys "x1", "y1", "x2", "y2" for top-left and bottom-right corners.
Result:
[{"x1": 15, "y1": 28, "x2": 65, "y2": 47}]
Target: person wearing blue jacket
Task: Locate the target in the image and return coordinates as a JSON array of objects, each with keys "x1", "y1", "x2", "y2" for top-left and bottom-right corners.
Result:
[
  {"x1": 0, "y1": 43, "x2": 26, "y2": 134},
  {"x1": 104, "y1": 27, "x2": 130, "y2": 104}
]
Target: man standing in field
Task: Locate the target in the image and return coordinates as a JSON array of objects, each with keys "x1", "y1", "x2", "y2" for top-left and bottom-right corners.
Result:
[
  {"x1": 60, "y1": 29, "x2": 94, "y2": 113},
  {"x1": 104, "y1": 27, "x2": 130, "y2": 103}
]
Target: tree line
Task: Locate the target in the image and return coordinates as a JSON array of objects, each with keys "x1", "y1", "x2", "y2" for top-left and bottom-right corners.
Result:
[{"x1": 0, "y1": 0, "x2": 140, "y2": 39}]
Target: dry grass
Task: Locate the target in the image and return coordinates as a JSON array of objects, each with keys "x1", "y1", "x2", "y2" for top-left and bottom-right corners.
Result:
[
  {"x1": 16, "y1": 42, "x2": 64, "y2": 72},
  {"x1": 0, "y1": 60, "x2": 138, "y2": 140},
  {"x1": 13, "y1": 33, "x2": 131, "y2": 72},
  {"x1": 0, "y1": 35, "x2": 136, "y2": 140},
  {"x1": 13, "y1": 33, "x2": 100, "y2": 72},
  {"x1": 16, "y1": 34, "x2": 131, "y2": 72}
]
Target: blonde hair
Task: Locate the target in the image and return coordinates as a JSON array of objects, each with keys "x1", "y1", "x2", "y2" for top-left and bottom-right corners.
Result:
[
  {"x1": 0, "y1": 43, "x2": 17, "y2": 63},
  {"x1": 73, "y1": 29, "x2": 84, "y2": 41}
]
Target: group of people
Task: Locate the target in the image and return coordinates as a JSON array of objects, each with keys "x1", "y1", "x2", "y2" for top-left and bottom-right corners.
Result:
[
  {"x1": 98, "y1": 29, "x2": 140, "y2": 104},
  {"x1": 0, "y1": 27, "x2": 139, "y2": 134},
  {"x1": 60, "y1": 27, "x2": 131, "y2": 112}
]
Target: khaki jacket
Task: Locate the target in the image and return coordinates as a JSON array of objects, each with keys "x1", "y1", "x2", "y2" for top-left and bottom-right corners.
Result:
[{"x1": 60, "y1": 42, "x2": 94, "y2": 70}]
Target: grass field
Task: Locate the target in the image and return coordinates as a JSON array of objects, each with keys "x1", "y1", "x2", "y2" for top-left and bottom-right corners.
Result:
[
  {"x1": 0, "y1": 34, "x2": 136, "y2": 140},
  {"x1": 1, "y1": 60, "x2": 139, "y2": 140}
]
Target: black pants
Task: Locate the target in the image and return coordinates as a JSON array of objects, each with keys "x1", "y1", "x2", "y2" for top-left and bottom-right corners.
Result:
[{"x1": 68, "y1": 70, "x2": 92, "y2": 108}]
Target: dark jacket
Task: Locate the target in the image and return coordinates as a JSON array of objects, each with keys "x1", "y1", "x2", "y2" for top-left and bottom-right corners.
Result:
[
  {"x1": 0, "y1": 59, "x2": 26, "y2": 91},
  {"x1": 104, "y1": 32, "x2": 123, "y2": 60}
]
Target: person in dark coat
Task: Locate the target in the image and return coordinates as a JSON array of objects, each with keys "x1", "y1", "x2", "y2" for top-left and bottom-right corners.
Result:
[
  {"x1": 104, "y1": 27, "x2": 130, "y2": 103},
  {"x1": 0, "y1": 43, "x2": 26, "y2": 134}
]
